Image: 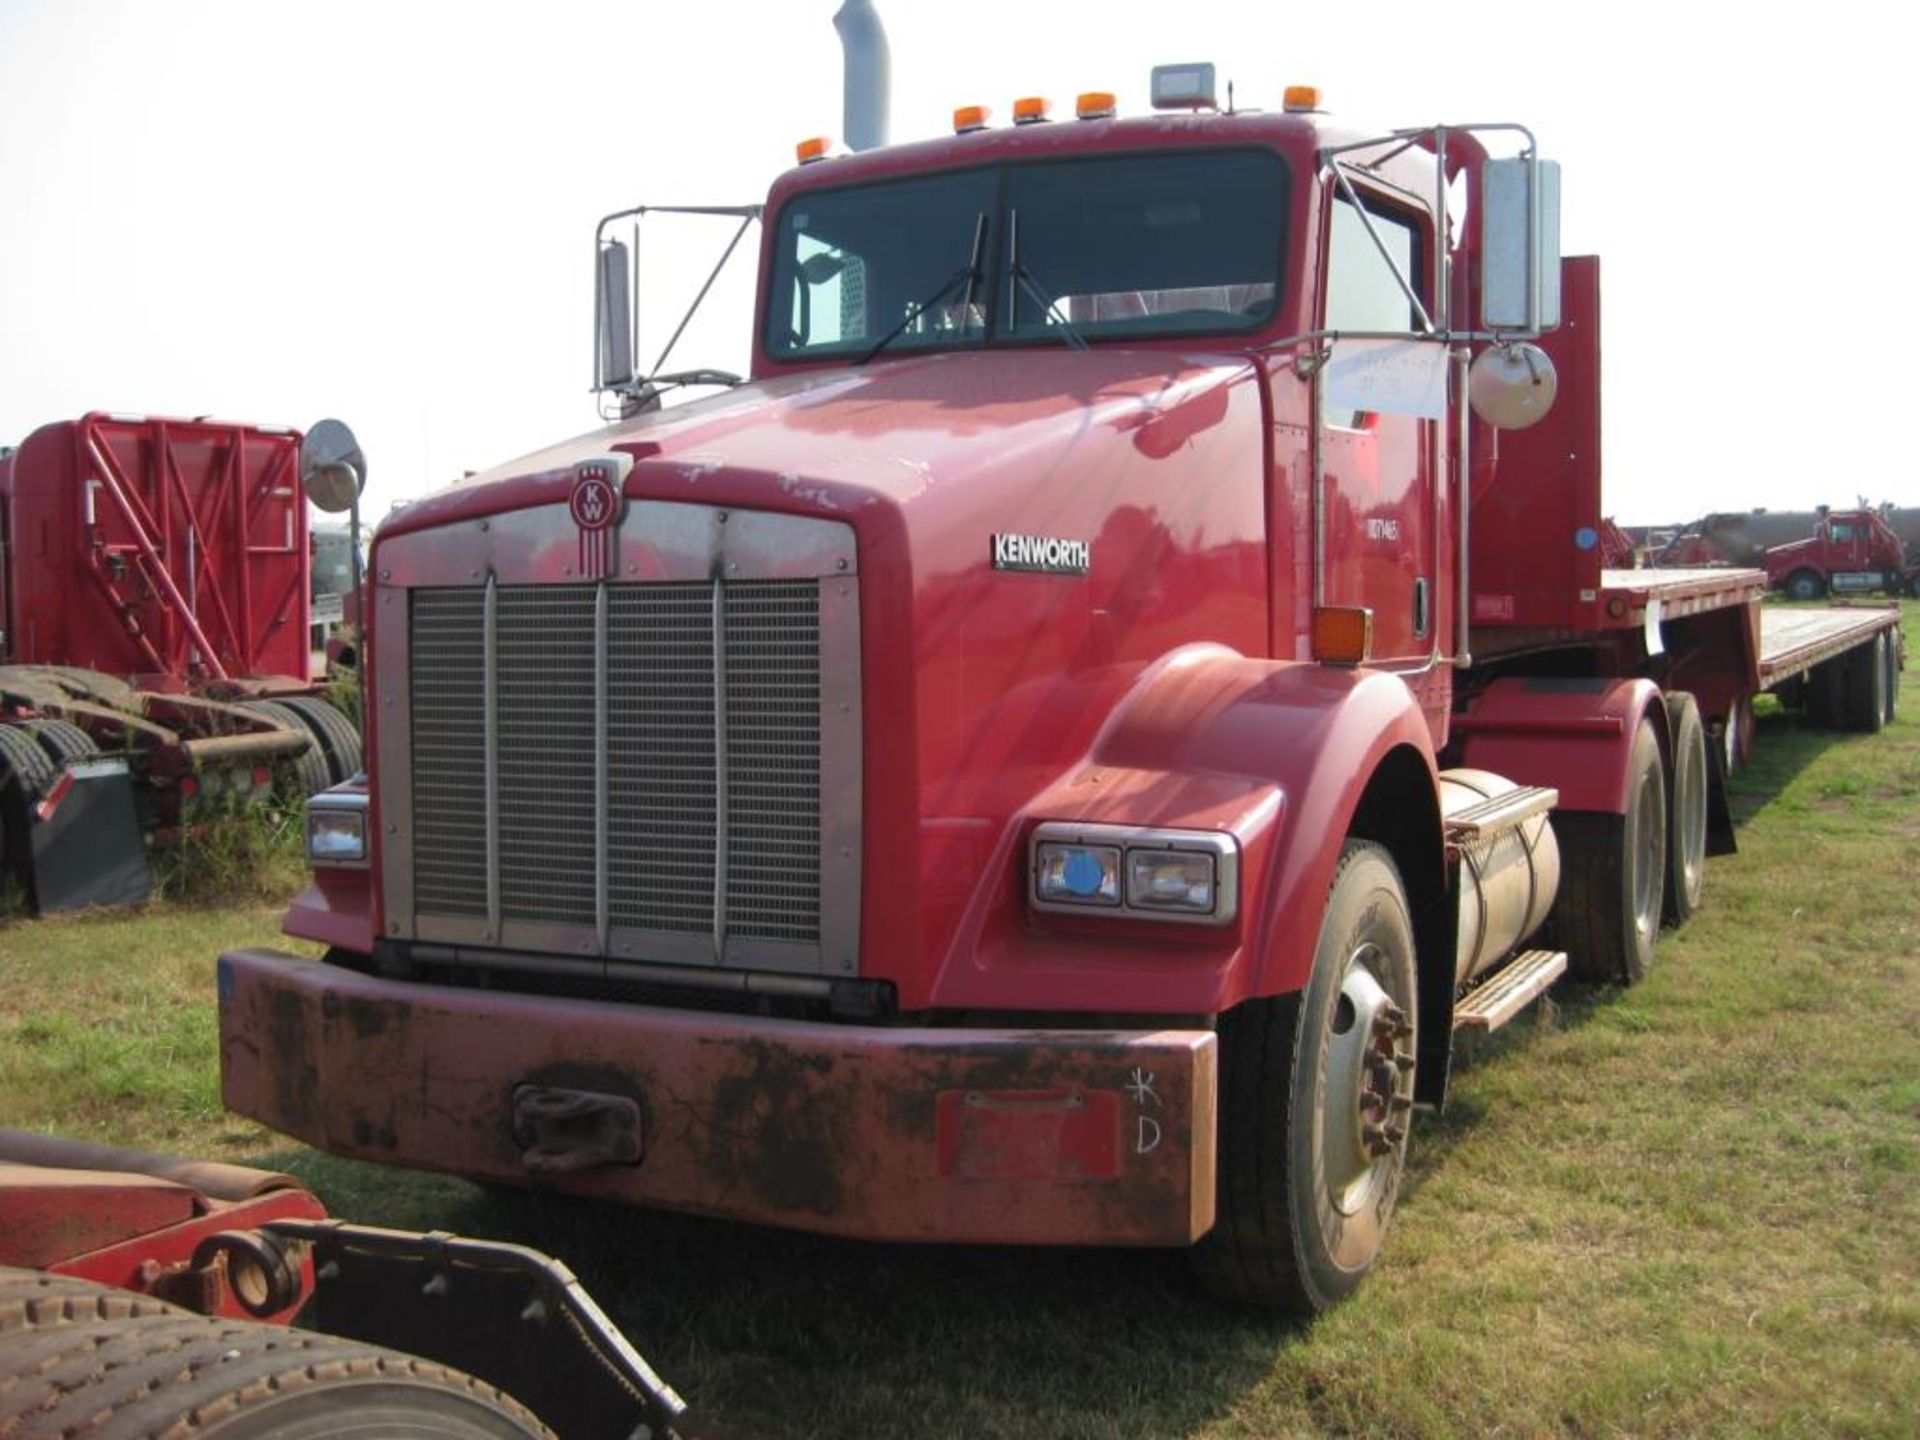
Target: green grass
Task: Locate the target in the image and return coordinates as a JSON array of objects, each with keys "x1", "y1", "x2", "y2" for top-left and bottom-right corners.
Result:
[{"x1": 2, "y1": 603, "x2": 1915, "y2": 1438}]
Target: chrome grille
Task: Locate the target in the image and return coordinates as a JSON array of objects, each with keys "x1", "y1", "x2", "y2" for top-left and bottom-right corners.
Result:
[
  {"x1": 410, "y1": 590, "x2": 487, "y2": 917},
  {"x1": 725, "y1": 583, "x2": 821, "y2": 942},
  {"x1": 406, "y1": 577, "x2": 823, "y2": 958}
]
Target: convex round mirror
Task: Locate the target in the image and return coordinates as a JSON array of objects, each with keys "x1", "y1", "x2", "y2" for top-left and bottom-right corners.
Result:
[
  {"x1": 1468, "y1": 342, "x2": 1558, "y2": 430},
  {"x1": 301, "y1": 418, "x2": 366, "y2": 514}
]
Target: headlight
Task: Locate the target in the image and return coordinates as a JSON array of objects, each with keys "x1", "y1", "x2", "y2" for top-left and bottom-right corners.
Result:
[
  {"x1": 1034, "y1": 842, "x2": 1122, "y2": 906},
  {"x1": 1029, "y1": 823, "x2": 1237, "y2": 926},
  {"x1": 1127, "y1": 849, "x2": 1217, "y2": 913},
  {"x1": 306, "y1": 795, "x2": 369, "y2": 867}
]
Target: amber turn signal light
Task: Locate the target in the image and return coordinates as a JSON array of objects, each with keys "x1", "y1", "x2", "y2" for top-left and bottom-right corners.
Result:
[
  {"x1": 795, "y1": 136, "x2": 832, "y2": 164},
  {"x1": 1012, "y1": 96, "x2": 1052, "y2": 124},
  {"x1": 1312, "y1": 606, "x2": 1374, "y2": 665},
  {"x1": 1283, "y1": 84, "x2": 1323, "y2": 113},
  {"x1": 1075, "y1": 91, "x2": 1117, "y2": 120},
  {"x1": 953, "y1": 104, "x2": 991, "y2": 133}
]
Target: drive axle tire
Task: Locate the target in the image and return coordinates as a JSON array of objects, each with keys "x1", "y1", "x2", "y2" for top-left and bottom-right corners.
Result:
[
  {"x1": 1192, "y1": 841, "x2": 1417, "y2": 1313},
  {"x1": 1784, "y1": 569, "x2": 1824, "y2": 601},
  {"x1": 1550, "y1": 717, "x2": 1667, "y2": 984},
  {"x1": 1662, "y1": 694, "x2": 1708, "y2": 926},
  {"x1": 0, "y1": 1266, "x2": 552, "y2": 1439}
]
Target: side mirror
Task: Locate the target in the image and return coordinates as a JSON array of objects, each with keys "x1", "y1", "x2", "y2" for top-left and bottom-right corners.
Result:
[
  {"x1": 596, "y1": 238, "x2": 635, "y2": 391},
  {"x1": 301, "y1": 419, "x2": 366, "y2": 514},
  {"x1": 1480, "y1": 158, "x2": 1562, "y2": 333}
]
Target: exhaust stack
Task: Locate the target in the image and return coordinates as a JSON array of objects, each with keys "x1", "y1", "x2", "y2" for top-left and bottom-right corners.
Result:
[{"x1": 833, "y1": 0, "x2": 891, "y2": 151}]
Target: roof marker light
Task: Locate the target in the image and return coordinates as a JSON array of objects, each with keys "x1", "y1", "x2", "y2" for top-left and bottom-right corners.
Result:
[
  {"x1": 1283, "y1": 84, "x2": 1323, "y2": 113},
  {"x1": 953, "y1": 104, "x2": 991, "y2": 134},
  {"x1": 1012, "y1": 96, "x2": 1052, "y2": 125},
  {"x1": 1075, "y1": 91, "x2": 1117, "y2": 120},
  {"x1": 795, "y1": 135, "x2": 832, "y2": 164}
]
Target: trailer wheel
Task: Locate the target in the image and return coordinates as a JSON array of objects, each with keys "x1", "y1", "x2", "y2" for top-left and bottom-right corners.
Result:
[
  {"x1": 1551, "y1": 718, "x2": 1666, "y2": 984},
  {"x1": 277, "y1": 694, "x2": 363, "y2": 785},
  {"x1": 22, "y1": 718, "x2": 100, "y2": 765},
  {"x1": 239, "y1": 700, "x2": 333, "y2": 796},
  {"x1": 1885, "y1": 632, "x2": 1902, "y2": 725},
  {"x1": 1784, "y1": 569, "x2": 1824, "y2": 601},
  {"x1": 1662, "y1": 694, "x2": 1708, "y2": 926},
  {"x1": 0, "y1": 1265, "x2": 553, "y2": 1439},
  {"x1": 1840, "y1": 633, "x2": 1889, "y2": 734},
  {"x1": 1192, "y1": 841, "x2": 1416, "y2": 1313}
]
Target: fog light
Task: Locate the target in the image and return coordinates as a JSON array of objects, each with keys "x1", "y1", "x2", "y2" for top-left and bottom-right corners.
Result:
[
  {"x1": 1127, "y1": 849, "x2": 1217, "y2": 913},
  {"x1": 1034, "y1": 842, "x2": 1121, "y2": 906},
  {"x1": 306, "y1": 799, "x2": 368, "y2": 867}
]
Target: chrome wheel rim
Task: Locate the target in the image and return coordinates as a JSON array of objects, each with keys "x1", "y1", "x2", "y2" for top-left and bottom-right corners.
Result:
[
  {"x1": 1322, "y1": 945, "x2": 1413, "y2": 1218},
  {"x1": 1633, "y1": 765, "x2": 1664, "y2": 942}
]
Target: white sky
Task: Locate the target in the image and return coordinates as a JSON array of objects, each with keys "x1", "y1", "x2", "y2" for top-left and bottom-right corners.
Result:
[{"x1": 0, "y1": 0, "x2": 1906, "y2": 526}]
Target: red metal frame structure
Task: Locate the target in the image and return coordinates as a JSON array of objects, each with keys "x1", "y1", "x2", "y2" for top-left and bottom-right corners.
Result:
[{"x1": 3, "y1": 413, "x2": 311, "y2": 685}]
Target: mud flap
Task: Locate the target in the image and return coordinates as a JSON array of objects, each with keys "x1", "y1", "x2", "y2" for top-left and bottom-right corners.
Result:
[{"x1": 27, "y1": 759, "x2": 152, "y2": 912}]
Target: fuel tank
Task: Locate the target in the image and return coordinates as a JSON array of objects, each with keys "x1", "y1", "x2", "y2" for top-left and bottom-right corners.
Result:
[{"x1": 1440, "y1": 768, "x2": 1560, "y2": 985}]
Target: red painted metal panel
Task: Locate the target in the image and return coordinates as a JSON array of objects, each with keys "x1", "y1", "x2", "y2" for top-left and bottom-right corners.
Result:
[
  {"x1": 219, "y1": 949, "x2": 1216, "y2": 1247},
  {"x1": 1467, "y1": 256, "x2": 1604, "y2": 633},
  {"x1": 1452, "y1": 676, "x2": 1664, "y2": 814},
  {"x1": 5, "y1": 414, "x2": 310, "y2": 684}
]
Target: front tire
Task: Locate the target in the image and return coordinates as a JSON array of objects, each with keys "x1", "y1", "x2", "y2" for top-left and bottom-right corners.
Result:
[
  {"x1": 1785, "y1": 569, "x2": 1824, "y2": 601},
  {"x1": 1193, "y1": 841, "x2": 1417, "y2": 1313}
]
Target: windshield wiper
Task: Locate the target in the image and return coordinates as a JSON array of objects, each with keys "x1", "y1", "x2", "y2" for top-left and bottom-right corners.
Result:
[
  {"x1": 855, "y1": 212, "x2": 989, "y2": 366},
  {"x1": 1005, "y1": 208, "x2": 1090, "y2": 351}
]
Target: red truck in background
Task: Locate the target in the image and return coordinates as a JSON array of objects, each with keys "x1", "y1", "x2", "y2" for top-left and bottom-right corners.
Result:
[
  {"x1": 0, "y1": 414, "x2": 361, "y2": 910},
  {"x1": 213, "y1": 69, "x2": 1905, "y2": 1320},
  {"x1": 1764, "y1": 505, "x2": 1920, "y2": 599}
]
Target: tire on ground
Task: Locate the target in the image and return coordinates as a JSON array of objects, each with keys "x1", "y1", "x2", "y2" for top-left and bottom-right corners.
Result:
[
  {"x1": 1843, "y1": 632, "x2": 1888, "y2": 734},
  {"x1": 277, "y1": 694, "x2": 363, "y2": 786},
  {"x1": 240, "y1": 699, "x2": 333, "y2": 796},
  {"x1": 1192, "y1": 840, "x2": 1418, "y2": 1313},
  {"x1": 1784, "y1": 569, "x2": 1824, "y2": 601},
  {"x1": 1549, "y1": 716, "x2": 1667, "y2": 984},
  {"x1": 1884, "y1": 630, "x2": 1902, "y2": 725},
  {"x1": 1661, "y1": 693, "x2": 1708, "y2": 926},
  {"x1": 0, "y1": 1264, "x2": 552, "y2": 1439}
]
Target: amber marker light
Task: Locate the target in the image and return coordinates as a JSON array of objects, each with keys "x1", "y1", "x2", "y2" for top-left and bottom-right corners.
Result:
[
  {"x1": 953, "y1": 104, "x2": 991, "y2": 133},
  {"x1": 1283, "y1": 84, "x2": 1323, "y2": 113},
  {"x1": 795, "y1": 135, "x2": 832, "y2": 164},
  {"x1": 1012, "y1": 96, "x2": 1052, "y2": 125},
  {"x1": 1311, "y1": 606, "x2": 1374, "y2": 666},
  {"x1": 1075, "y1": 91, "x2": 1117, "y2": 120}
]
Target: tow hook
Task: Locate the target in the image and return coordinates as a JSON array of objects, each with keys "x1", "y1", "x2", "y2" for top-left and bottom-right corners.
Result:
[{"x1": 511, "y1": 1085, "x2": 643, "y2": 1173}]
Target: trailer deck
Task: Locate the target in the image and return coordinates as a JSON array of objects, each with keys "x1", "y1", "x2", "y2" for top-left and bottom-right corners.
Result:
[
  {"x1": 1754, "y1": 604, "x2": 1903, "y2": 688},
  {"x1": 1599, "y1": 566, "x2": 1766, "y2": 620}
]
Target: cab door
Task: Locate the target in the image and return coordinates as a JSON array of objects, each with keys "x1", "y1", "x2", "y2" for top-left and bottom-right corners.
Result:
[{"x1": 1316, "y1": 185, "x2": 1440, "y2": 669}]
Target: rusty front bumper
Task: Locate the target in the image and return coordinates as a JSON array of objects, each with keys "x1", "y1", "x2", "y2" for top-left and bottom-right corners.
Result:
[{"x1": 218, "y1": 950, "x2": 1217, "y2": 1246}]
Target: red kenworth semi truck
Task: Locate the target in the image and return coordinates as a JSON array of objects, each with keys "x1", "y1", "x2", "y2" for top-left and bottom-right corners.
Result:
[{"x1": 218, "y1": 72, "x2": 1903, "y2": 1314}]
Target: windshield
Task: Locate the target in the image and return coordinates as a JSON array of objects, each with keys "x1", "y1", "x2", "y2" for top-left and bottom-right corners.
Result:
[{"x1": 767, "y1": 148, "x2": 1286, "y2": 360}]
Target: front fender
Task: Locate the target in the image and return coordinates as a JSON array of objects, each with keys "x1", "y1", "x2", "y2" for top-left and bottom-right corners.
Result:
[{"x1": 932, "y1": 646, "x2": 1439, "y2": 1014}]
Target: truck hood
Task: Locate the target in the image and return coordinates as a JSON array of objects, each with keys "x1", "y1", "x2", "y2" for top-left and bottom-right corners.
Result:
[{"x1": 379, "y1": 348, "x2": 1260, "y2": 537}]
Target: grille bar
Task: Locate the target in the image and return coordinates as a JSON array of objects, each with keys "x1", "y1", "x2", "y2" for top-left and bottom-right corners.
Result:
[{"x1": 711, "y1": 575, "x2": 729, "y2": 961}]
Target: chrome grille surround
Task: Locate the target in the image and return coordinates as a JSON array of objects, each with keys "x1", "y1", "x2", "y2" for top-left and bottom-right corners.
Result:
[{"x1": 376, "y1": 499, "x2": 860, "y2": 978}]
